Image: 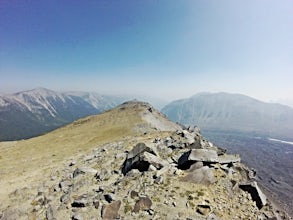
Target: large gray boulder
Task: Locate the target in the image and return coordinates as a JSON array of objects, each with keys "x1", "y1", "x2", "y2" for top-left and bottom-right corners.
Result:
[
  {"x1": 178, "y1": 149, "x2": 218, "y2": 169},
  {"x1": 181, "y1": 166, "x2": 215, "y2": 185},
  {"x1": 178, "y1": 149, "x2": 241, "y2": 169},
  {"x1": 188, "y1": 149, "x2": 219, "y2": 162},
  {"x1": 122, "y1": 143, "x2": 167, "y2": 175}
]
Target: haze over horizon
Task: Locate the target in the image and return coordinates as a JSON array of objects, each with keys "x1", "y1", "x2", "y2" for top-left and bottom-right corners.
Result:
[{"x1": 1, "y1": 0, "x2": 292, "y2": 105}]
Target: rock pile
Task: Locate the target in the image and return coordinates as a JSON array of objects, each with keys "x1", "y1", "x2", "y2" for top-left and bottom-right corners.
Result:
[{"x1": 1, "y1": 126, "x2": 290, "y2": 219}]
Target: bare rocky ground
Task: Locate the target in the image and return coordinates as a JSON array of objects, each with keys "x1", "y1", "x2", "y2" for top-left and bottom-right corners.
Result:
[
  {"x1": 202, "y1": 131, "x2": 293, "y2": 218},
  {"x1": 0, "y1": 101, "x2": 291, "y2": 220}
]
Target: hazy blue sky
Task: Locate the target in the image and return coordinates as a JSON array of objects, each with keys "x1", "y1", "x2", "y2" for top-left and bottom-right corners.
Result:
[{"x1": 0, "y1": 0, "x2": 292, "y2": 103}]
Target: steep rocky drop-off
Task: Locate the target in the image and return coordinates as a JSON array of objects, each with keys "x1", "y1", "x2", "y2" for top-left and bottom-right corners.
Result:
[{"x1": 0, "y1": 101, "x2": 290, "y2": 219}]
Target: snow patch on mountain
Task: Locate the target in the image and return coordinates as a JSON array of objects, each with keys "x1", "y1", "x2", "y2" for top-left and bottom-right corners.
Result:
[{"x1": 0, "y1": 88, "x2": 126, "y2": 141}]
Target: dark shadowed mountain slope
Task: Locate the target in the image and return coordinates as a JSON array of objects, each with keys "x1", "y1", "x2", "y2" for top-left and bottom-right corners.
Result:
[
  {"x1": 0, "y1": 88, "x2": 125, "y2": 141},
  {"x1": 162, "y1": 92, "x2": 293, "y2": 140}
]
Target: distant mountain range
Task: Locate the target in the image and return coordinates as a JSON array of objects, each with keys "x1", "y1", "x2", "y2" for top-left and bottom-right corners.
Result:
[
  {"x1": 1, "y1": 89, "x2": 293, "y2": 141},
  {"x1": 0, "y1": 88, "x2": 125, "y2": 141},
  {"x1": 162, "y1": 92, "x2": 293, "y2": 140}
]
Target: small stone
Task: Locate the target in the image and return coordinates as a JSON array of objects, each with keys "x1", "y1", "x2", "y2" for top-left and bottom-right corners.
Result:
[
  {"x1": 148, "y1": 209, "x2": 154, "y2": 215},
  {"x1": 207, "y1": 213, "x2": 220, "y2": 220},
  {"x1": 71, "y1": 194, "x2": 91, "y2": 208},
  {"x1": 59, "y1": 180, "x2": 72, "y2": 193},
  {"x1": 72, "y1": 213, "x2": 83, "y2": 220},
  {"x1": 84, "y1": 155, "x2": 94, "y2": 162},
  {"x1": 93, "y1": 200, "x2": 100, "y2": 209},
  {"x1": 60, "y1": 194, "x2": 71, "y2": 204},
  {"x1": 154, "y1": 175, "x2": 164, "y2": 184},
  {"x1": 53, "y1": 185, "x2": 60, "y2": 192},
  {"x1": 95, "y1": 169, "x2": 109, "y2": 181},
  {"x1": 196, "y1": 204, "x2": 211, "y2": 216},
  {"x1": 101, "y1": 200, "x2": 121, "y2": 219},
  {"x1": 73, "y1": 168, "x2": 84, "y2": 178},
  {"x1": 130, "y1": 190, "x2": 139, "y2": 199},
  {"x1": 104, "y1": 193, "x2": 116, "y2": 203},
  {"x1": 148, "y1": 164, "x2": 157, "y2": 171},
  {"x1": 69, "y1": 161, "x2": 76, "y2": 166},
  {"x1": 133, "y1": 197, "x2": 152, "y2": 213}
]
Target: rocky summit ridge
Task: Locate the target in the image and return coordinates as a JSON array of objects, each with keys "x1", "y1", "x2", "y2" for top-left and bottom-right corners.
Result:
[{"x1": 0, "y1": 101, "x2": 290, "y2": 220}]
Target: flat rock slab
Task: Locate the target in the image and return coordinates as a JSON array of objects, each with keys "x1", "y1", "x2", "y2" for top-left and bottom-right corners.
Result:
[
  {"x1": 188, "y1": 149, "x2": 219, "y2": 162},
  {"x1": 181, "y1": 166, "x2": 215, "y2": 185},
  {"x1": 218, "y1": 154, "x2": 240, "y2": 164},
  {"x1": 178, "y1": 149, "x2": 242, "y2": 169}
]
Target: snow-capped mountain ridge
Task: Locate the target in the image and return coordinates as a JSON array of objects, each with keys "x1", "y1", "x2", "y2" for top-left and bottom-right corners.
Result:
[{"x1": 0, "y1": 88, "x2": 126, "y2": 141}]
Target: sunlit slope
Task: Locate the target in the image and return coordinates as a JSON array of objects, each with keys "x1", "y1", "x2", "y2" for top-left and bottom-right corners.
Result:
[{"x1": 0, "y1": 101, "x2": 179, "y2": 204}]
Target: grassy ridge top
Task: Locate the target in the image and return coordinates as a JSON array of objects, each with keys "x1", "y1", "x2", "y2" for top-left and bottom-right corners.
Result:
[{"x1": 0, "y1": 102, "x2": 149, "y2": 203}]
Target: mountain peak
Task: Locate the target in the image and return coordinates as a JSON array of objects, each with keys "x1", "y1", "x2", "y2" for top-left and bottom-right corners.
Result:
[
  {"x1": 15, "y1": 87, "x2": 56, "y2": 96},
  {"x1": 163, "y1": 92, "x2": 293, "y2": 140}
]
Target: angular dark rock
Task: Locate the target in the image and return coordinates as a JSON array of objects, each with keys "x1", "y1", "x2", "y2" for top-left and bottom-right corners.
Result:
[
  {"x1": 239, "y1": 181, "x2": 267, "y2": 209},
  {"x1": 73, "y1": 168, "x2": 84, "y2": 178},
  {"x1": 104, "y1": 193, "x2": 116, "y2": 203},
  {"x1": 122, "y1": 143, "x2": 166, "y2": 175},
  {"x1": 71, "y1": 194, "x2": 91, "y2": 208},
  {"x1": 133, "y1": 197, "x2": 152, "y2": 213},
  {"x1": 196, "y1": 204, "x2": 211, "y2": 216}
]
